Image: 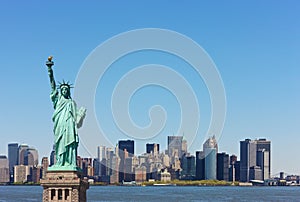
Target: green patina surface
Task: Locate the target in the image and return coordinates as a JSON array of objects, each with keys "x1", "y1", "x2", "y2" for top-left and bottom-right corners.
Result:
[{"x1": 46, "y1": 57, "x2": 86, "y2": 171}]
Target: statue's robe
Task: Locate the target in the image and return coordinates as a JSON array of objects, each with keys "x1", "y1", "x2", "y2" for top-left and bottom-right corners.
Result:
[{"x1": 51, "y1": 89, "x2": 80, "y2": 167}]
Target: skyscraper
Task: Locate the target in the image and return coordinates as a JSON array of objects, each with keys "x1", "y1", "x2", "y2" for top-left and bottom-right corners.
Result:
[
  {"x1": 118, "y1": 140, "x2": 134, "y2": 182},
  {"x1": 105, "y1": 148, "x2": 114, "y2": 177},
  {"x1": 49, "y1": 144, "x2": 56, "y2": 166},
  {"x1": 95, "y1": 146, "x2": 113, "y2": 179},
  {"x1": 146, "y1": 143, "x2": 159, "y2": 155},
  {"x1": 195, "y1": 151, "x2": 205, "y2": 180},
  {"x1": 234, "y1": 161, "x2": 240, "y2": 182},
  {"x1": 97, "y1": 146, "x2": 107, "y2": 177},
  {"x1": 180, "y1": 154, "x2": 196, "y2": 180},
  {"x1": 41, "y1": 157, "x2": 49, "y2": 179},
  {"x1": 217, "y1": 152, "x2": 229, "y2": 181},
  {"x1": 168, "y1": 136, "x2": 183, "y2": 158},
  {"x1": 17, "y1": 145, "x2": 38, "y2": 167},
  {"x1": 229, "y1": 155, "x2": 239, "y2": 182},
  {"x1": 182, "y1": 137, "x2": 187, "y2": 155},
  {"x1": 257, "y1": 149, "x2": 269, "y2": 180},
  {"x1": 81, "y1": 158, "x2": 93, "y2": 177},
  {"x1": 26, "y1": 147, "x2": 39, "y2": 166},
  {"x1": 118, "y1": 140, "x2": 134, "y2": 156},
  {"x1": 18, "y1": 144, "x2": 29, "y2": 165},
  {"x1": 110, "y1": 155, "x2": 120, "y2": 184},
  {"x1": 31, "y1": 166, "x2": 42, "y2": 183},
  {"x1": 249, "y1": 166, "x2": 263, "y2": 181},
  {"x1": 240, "y1": 139, "x2": 257, "y2": 182},
  {"x1": 97, "y1": 146, "x2": 107, "y2": 161},
  {"x1": 240, "y1": 138, "x2": 271, "y2": 182},
  {"x1": 124, "y1": 156, "x2": 137, "y2": 182},
  {"x1": 8, "y1": 143, "x2": 18, "y2": 182},
  {"x1": 230, "y1": 155, "x2": 237, "y2": 165},
  {"x1": 203, "y1": 136, "x2": 218, "y2": 180},
  {"x1": 256, "y1": 138, "x2": 271, "y2": 180}
]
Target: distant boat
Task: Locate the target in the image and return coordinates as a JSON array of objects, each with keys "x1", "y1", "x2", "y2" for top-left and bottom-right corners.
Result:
[
  {"x1": 121, "y1": 181, "x2": 137, "y2": 186},
  {"x1": 250, "y1": 180, "x2": 265, "y2": 186},
  {"x1": 238, "y1": 182, "x2": 253, "y2": 186},
  {"x1": 153, "y1": 183, "x2": 176, "y2": 186}
]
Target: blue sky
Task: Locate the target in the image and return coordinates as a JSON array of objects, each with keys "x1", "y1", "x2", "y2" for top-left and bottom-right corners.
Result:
[{"x1": 0, "y1": 1, "x2": 299, "y2": 175}]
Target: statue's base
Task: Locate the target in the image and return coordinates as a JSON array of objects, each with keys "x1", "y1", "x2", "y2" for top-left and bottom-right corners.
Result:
[{"x1": 40, "y1": 170, "x2": 89, "y2": 202}]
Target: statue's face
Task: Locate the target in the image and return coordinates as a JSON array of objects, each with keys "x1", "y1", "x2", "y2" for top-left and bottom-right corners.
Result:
[{"x1": 61, "y1": 86, "x2": 70, "y2": 98}]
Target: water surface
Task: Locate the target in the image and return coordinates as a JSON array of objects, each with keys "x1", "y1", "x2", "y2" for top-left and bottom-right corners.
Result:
[{"x1": 0, "y1": 186, "x2": 298, "y2": 201}]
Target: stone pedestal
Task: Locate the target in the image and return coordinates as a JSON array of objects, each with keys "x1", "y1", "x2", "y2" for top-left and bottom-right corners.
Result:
[{"x1": 40, "y1": 170, "x2": 89, "y2": 202}]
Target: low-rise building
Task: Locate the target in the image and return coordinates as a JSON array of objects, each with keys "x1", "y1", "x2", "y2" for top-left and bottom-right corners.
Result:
[
  {"x1": 135, "y1": 166, "x2": 147, "y2": 183},
  {"x1": 158, "y1": 169, "x2": 171, "y2": 182},
  {"x1": 0, "y1": 155, "x2": 9, "y2": 183},
  {"x1": 14, "y1": 165, "x2": 31, "y2": 183}
]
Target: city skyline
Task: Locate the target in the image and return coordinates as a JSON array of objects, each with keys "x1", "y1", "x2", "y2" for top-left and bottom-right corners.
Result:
[
  {"x1": 1, "y1": 136, "x2": 287, "y2": 178},
  {"x1": 0, "y1": 1, "x2": 299, "y2": 176},
  {"x1": 4, "y1": 135, "x2": 296, "y2": 187},
  {"x1": 1, "y1": 135, "x2": 279, "y2": 185}
]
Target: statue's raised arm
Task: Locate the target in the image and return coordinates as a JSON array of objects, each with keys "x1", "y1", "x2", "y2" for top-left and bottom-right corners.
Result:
[{"x1": 46, "y1": 56, "x2": 56, "y2": 91}]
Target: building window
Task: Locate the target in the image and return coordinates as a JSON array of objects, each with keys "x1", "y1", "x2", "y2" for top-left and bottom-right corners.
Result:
[
  {"x1": 51, "y1": 189, "x2": 55, "y2": 200},
  {"x1": 58, "y1": 189, "x2": 62, "y2": 200},
  {"x1": 65, "y1": 189, "x2": 69, "y2": 200}
]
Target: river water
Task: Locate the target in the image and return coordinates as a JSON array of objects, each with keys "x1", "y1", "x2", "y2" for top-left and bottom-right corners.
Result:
[{"x1": 0, "y1": 186, "x2": 299, "y2": 201}]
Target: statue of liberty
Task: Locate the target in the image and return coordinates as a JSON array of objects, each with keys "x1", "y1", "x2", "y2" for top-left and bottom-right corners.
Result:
[{"x1": 46, "y1": 56, "x2": 86, "y2": 170}]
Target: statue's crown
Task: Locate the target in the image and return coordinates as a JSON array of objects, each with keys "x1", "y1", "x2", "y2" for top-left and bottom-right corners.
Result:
[{"x1": 58, "y1": 80, "x2": 73, "y2": 89}]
